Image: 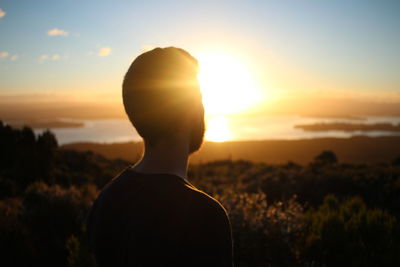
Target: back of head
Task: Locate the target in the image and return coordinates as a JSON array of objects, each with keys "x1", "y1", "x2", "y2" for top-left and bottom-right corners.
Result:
[{"x1": 123, "y1": 47, "x2": 203, "y2": 146}]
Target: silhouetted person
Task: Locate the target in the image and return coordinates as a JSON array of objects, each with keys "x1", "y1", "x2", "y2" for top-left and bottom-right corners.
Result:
[{"x1": 86, "y1": 47, "x2": 234, "y2": 266}]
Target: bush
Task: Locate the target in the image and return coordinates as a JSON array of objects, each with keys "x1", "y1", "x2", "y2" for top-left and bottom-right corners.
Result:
[
  {"x1": 66, "y1": 227, "x2": 94, "y2": 267},
  {"x1": 303, "y1": 195, "x2": 400, "y2": 266},
  {"x1": 0, "y1": 198, "x2": 34, "y2": 266},
  {"x1": 18, "y1": 182, "x2": 98, "y2": 267},
  {"x1": 215, "y1": 189, "x2": 304, "y2": 266},
  {"x1": 313, "y1": 151, "x2": 338, "y2": 166}
]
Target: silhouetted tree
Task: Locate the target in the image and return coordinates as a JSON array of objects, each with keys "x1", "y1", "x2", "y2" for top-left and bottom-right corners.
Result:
[
  {"x1": 36, "y1": 130, "x2": 58, "y2": 184},
  {"x1": 313, "y1": 150, "x2": 338, "y2": 165}
]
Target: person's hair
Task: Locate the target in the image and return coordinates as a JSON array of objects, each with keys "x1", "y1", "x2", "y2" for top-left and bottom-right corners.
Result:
[{"x1": 122, "y1": 47, "x2": 203, "y2": 145}]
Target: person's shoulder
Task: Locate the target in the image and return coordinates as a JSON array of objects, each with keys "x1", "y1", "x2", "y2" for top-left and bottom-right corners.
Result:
[
  {"x1": 179, "y1": 183, "x2": 233, "y2": 266},
  {"x1": 183, "y1": 184, "x2": 229, "y2": 220}
]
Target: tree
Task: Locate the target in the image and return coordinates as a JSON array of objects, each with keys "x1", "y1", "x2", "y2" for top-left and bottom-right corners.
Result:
[
  {"x1": 313, "y1": 150, "x2": 338, "y2": 165},
  {"x1": 36, "y1": 130, "x2": 58, "y2": 184}
]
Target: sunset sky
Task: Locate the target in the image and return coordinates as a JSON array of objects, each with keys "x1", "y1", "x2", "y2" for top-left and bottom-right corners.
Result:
[{"x1": 0, "y1": 0, "x2": 399, "y2": 109}]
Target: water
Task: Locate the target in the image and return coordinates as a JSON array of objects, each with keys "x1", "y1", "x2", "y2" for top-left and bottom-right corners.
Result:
[
  {"x1": 32, "y1": 118, "x2": 142, "y2": 145},
  {"x1": 7, "y1": 116, "x2": 400, "y2": 145},
  {"x1": 226, "y1": 115, "x2": 400, "y2": 141}
]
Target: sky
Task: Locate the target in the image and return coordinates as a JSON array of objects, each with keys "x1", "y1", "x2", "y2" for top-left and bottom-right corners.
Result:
[{"x1": 0, "y1": 0, "x2": 399, "y2": 106}]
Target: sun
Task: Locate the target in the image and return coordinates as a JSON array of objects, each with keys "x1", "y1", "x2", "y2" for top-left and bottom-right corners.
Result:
[
  {"x1": 196, "y1": 51, "x2": 262, "y2": 142},
  {"x1": 205, "y1": 116, "x2": 232, "y2": 142},
  {"x1": 197, "y1": 51, "x2": 261, "y2": 115}
]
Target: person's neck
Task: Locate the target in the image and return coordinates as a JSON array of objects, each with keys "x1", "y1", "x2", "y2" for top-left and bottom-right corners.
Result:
[{"x1": 131, "y1": 139, "x2": 190, "y2": 179}]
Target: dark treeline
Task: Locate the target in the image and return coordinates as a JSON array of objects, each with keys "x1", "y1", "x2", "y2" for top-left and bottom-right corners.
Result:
[{"x1": 1, "y1": 120, "x2": 400, "y2": 267}]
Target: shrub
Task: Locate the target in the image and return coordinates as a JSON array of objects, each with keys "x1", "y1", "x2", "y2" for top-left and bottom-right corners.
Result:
[
  {"x1": 215, "y1": 189, "x2": 304, "y2": 266},
  {"x1": 19, "y1": 181, "x2": 98, "y2": 267},
  {"x1": 313, "y1": 151, "x2": 338, "y2": 166},
  {"x1": 303, "y1": 195, "x2": 400, "y2": 266}
]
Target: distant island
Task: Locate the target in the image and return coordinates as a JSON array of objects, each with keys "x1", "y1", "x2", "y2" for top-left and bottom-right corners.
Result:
[
  {"x1": 295, "y1": 122, "x2": 400, "y2": 132},
  {"x1": 7, "y1": 120, "x2": 84, "y2": 129}
]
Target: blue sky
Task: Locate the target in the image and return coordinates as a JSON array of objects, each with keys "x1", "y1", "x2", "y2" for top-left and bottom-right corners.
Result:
[{"x1": 0, "y1": 0, "x2": 399, "y2": 102}]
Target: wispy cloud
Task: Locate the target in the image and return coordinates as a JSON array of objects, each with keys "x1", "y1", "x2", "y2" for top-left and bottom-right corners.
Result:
[
  {"x1": 39, "y1": 54, "x2": 64, "y2": 63},
  {"x1": 39, "y1": 54, "x2": 49, "y2": 62},
  {"x1": 52, "y1": 54, "x2": 61, "y2": 60},
  {"x1": 0, "y1": 8, "x2": 5, "y2": 18},
  {"x1": 47, "y1": 28, "x2": 69, "y2": 36},
  {"x1": 0, "y1": 52, "x2": 18, "y2": 61},
  {"x1": 98, "y1": 47, "x2": 111, "y2": 57},
  {"x1": 0, "y1": 51, "x2": 9, "y2": 59}
]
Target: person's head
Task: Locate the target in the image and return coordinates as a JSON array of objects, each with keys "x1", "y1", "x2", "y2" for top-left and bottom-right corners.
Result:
[{"x1": 123, "y1": 47, "x2": 205, "y2": 154}]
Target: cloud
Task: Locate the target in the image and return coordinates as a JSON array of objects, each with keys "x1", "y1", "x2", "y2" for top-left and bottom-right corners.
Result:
[
  {"x1": 52, "y1": 54, "x2": 61, "y2": 60},
  {"x1": 47, "y1": 28, "x2": 69, "y2": 36},
  {"x1": 0, "y1": 9, "x2": 5, "y2": 18},
  {"x1": 0, "y1": 52, "x2": 19, "y2": 61},
  {"x1": 98, "y1": 47, "x2": 111, "y2": 57},
  {"x1": 0, "y1": 51, "x2": 9, "y2": 59},
  {"x1": 39, "y1": 54, "x2": 49, "y2": 62},
  {"x1": 39, "y1": 54, "x2": 63, "y2": 63}
]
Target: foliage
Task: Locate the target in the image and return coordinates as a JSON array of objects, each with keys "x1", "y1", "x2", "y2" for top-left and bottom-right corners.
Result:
[
  {"x1": 1, "y1": 121, "x2": 400, "y2": 266},
  {"x1": 303, "y1": 195, "x2": 400, "y2": 266},
  {"x1": 215, "y1": 190, "x2": 304, "y2": 266},
  {"x1": 66, "y1": 227, "x2": 94, "y2": 267},
  {"x1": 313, "y1": 150, "x2": 338, "y2": 166},
  {"x1": 0, "y1": 182, "x2": 98, "y2": 266}
]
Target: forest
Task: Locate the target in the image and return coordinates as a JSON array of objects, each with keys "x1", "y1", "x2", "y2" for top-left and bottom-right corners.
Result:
[{"x1": 1, "y1": 120, "x2": 400, "y2": 267}]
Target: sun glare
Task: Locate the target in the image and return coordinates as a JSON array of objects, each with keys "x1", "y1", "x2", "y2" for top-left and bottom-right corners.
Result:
[
  {"x1": 197, "y1": 52, "x2": 261, "y2": 115},
  {"x1": 197, "y1": 51, "x2": 262, "y2": 142},
  {"x1": 205, "y1": 116, "x2": 232, "y2": 142}
]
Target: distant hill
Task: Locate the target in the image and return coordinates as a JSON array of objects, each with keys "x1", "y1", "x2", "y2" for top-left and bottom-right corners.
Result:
[{"x1": 61, "y1": 136, "x2": 400, "y2": 165}]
